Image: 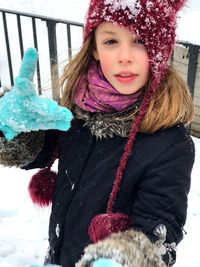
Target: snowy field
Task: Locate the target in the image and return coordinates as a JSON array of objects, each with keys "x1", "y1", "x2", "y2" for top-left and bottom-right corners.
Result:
[{"x1": 0, "y1": 0, "x2": 200, "y2": 267}]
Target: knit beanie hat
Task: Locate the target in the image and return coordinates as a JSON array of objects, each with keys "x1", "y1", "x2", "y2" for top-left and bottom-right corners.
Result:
[{"x1": 84, "y1": 0, "x2": 186, "y2": 243}]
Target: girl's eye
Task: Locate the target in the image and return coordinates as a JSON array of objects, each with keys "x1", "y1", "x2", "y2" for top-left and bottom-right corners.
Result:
[
  {"x1": 134, "y1": 39, "x2": 145, "y2": 45},
  {"x1": 104, "y1": 39, "x2": 118, "y2": 45},
  {"x1": 133, "y1": 39, "x2": 146, "y2": 49}
]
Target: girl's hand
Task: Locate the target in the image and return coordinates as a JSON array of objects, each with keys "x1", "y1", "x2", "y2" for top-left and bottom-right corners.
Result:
[
  {"x1": 0, "y1": 48, "x2": 73, "y2": 141},
  {"x1": 92, "y1": 258, "x2": 122, "y2": 267}
]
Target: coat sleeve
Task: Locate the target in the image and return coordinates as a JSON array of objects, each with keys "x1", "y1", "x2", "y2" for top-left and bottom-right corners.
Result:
[
  {"x1": 131, "y1": 135, "x2": 195, "y2": 265},
  {"x1": 0, "y1": 130, "x2": 59, "y2": 168}
]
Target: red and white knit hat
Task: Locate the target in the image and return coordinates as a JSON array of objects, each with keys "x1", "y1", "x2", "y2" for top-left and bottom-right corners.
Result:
[{"x1": 84, "y1": 0, "x2": 187, "y2": 243}]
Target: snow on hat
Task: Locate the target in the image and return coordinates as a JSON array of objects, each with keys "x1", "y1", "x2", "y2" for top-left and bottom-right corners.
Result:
[{"x1": 85, "y1": 0, "x2": 186, "y2": 243}]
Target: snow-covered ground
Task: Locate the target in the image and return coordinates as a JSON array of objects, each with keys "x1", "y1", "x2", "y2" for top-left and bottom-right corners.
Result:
[
  {"x1": 0, "y1": 0, "x2": 200, "y2": 267},
  {"x1": 0, "y1": 166, "x2": 50, "y2": 267}
]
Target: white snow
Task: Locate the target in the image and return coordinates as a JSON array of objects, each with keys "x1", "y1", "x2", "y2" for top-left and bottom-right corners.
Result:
[
  {"x1": 0, "y1": 0, "x2": 200, "y2": 266},
  {"x1": 0, "y1": 167, "x2": 50, "y2": 267},
  {"x1": 104, "y1": 0, "x2": 141, "y2": 16}
]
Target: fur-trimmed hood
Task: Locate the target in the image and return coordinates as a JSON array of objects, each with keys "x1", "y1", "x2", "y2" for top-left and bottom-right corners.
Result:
[{"x1": 74, "y1": 103, "x2": 140, "y2": 139}]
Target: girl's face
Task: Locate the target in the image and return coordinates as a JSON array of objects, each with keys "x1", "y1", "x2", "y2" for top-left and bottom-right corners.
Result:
[{"x1": 93, "y1": 22, "x2": 150, "y2": 95}]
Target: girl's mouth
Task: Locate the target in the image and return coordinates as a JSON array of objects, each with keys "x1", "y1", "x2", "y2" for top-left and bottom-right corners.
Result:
[{"x1": 114, "y1": 73, "x2": 138, "y2": 84}]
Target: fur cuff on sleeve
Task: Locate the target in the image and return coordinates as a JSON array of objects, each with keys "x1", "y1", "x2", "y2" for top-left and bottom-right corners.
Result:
[
  {"x1": 0, "y1": 131, "x2": 45, "y2": 167},
  {"x1": 76, "y1": 229, "x2": 167, "y2": 267}
]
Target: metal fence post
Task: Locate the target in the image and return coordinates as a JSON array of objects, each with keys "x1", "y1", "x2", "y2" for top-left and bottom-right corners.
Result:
[
  {"x1": 67, "y1": 24, "x2": 72, "y2": 60},
  {"x1": 46, "y1": 20, "x2": 59, "y2": 102},
  {"x1": 2, "y1": 12, "x2": 14, "y2": 86},
  {"x1": 17, "y1": 14, "x2": 24, "y2": 58},
  {"x1": 187, "y1": 44, "x2": 199, "y2": 98},
  {"x1": 32, "y1": 17, "x2": 42, "y2": 95}
]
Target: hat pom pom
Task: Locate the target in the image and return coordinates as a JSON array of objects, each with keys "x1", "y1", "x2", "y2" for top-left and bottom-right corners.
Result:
[
  {"x1": 88, "y1": 213, "x2": 132, "y2": 243},
  {"x1": 28, "y1": 168, "x2": 56, "y2": 206}
]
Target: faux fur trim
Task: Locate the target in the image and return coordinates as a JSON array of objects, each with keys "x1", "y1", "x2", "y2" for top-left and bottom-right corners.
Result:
[
  {"x1": 0, "y1": 131, "x2": 45, "y2": 167},
  {"x1": 76, "y1": 229, "x2": 167, "y2": 267},
  {"x1": 74, "y1": 103, "x2": 140, "y2": 139}
]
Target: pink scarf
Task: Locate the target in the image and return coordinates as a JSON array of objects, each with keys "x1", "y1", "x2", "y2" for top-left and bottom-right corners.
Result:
[{"x1": 74, "y1": 60, "x2": 144, "y2": 112}]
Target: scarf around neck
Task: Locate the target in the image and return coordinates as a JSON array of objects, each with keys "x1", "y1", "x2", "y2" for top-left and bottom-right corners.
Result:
[{"x1": 74, "y1": 60, "x2": 144, "y2": 113}]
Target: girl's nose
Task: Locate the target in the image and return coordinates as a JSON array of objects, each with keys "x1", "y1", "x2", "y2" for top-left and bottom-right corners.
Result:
[{"x1": 118, "y1": 45, "x2": 133, "y2": 64}]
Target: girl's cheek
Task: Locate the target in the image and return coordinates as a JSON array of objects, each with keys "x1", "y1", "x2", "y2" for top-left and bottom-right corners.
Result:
[
  {"x1": 99, "y1": 58, "x2": 112, "y2": 74},
  {"x1": 140, "y1": 54, "x2": 150, "y2": 70}
]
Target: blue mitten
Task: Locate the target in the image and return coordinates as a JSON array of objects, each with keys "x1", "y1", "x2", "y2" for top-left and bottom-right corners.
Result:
[
  {"x1": 0, "y1": 48, "x2": 73, "y2": 140},
  {"x1": 92, "y1": 258, "x2": 122, "y2": 267}
]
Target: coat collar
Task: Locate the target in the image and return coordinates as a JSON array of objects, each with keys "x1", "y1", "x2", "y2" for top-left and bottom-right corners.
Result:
[{"x1": 74, "y1": 103, "x2": 140, "y2": 139}]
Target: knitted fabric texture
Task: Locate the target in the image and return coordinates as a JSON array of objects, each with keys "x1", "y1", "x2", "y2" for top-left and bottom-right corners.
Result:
[{"x1": 28, "y1": 141, "x2": 60, "y2": 206}]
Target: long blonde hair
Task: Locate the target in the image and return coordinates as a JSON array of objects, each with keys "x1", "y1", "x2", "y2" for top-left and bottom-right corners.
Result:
[
  {"x1": 60, "y1": 34, "x2": 95, "y2": 109},
  {"x1": 60, "y1": 34, "x2": 194, "y2": 133},
  {"x1": 140, "y1": 67, "x2": 194, "y2": 133}
]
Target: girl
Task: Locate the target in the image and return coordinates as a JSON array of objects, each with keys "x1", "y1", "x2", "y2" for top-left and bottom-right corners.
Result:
[{"x1": 0, "y1": 0, "x2": 195, "y2": 266}]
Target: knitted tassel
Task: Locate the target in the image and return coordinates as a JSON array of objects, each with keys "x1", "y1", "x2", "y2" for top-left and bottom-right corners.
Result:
[
  {"x1": 88, "y1": 213, "x2": 132, "y2": 243},
  {"x1": 28, "y1": 167, "x2": 56, "y2": 206},
  {"x1": 28, "y1": 144, "x2": 59, "y2": 206}
]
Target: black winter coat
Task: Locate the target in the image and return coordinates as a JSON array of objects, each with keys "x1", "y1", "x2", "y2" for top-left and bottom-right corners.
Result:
[{"x1": 24, "y1": 118, "x2": 195, "y2": 267}]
